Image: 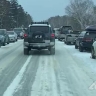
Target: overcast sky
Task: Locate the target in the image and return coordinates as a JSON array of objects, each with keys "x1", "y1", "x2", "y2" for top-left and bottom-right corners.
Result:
[{"x1": 18, "y1": 0, "x2": 96, "y2": 21}]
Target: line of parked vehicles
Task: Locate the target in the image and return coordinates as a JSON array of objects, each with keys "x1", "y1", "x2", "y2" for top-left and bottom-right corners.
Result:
[
  {"x1": 0, "y1": 28, "x2": 25, "y2": 47},
  {"x1": 54, "y1": 25, "x2": 96, "y2": 59}
]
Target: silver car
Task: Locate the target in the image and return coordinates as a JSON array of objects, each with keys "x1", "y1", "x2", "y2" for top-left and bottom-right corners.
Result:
[
  {"x1": 64, "y1": 31, "x2": 80, "y2": 45},
  {"x1": 7, "y1": 31, "x2": 17, "y2": 42},
  {"x1": 91, "y1": 37, "x2": 96, "y2": 59}
]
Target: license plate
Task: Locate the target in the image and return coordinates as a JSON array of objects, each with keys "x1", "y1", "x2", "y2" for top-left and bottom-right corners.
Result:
[{"x1": 45, "y1": 40, "x2": 50, "y2": 43}]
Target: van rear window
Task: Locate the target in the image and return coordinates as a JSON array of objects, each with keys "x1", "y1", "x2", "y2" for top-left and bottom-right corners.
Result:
[
  {"x1": 30, "y1": 26, "x2": 49, "y2": 33},
  {"x1": 85, "y1": 31, "x2": 96, "y2": 37}
]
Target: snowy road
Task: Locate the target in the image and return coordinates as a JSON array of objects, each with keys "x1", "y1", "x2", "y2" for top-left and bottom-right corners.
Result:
[{"x1": 0, "y1": 40, "x2": 96, "y2": 96}]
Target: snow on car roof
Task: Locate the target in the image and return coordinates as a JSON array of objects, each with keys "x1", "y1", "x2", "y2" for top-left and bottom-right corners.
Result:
[
  {"x1": 85, "y1": 25, "x2": 96, "y2": 31},
  {"x1": 29, "y1": 24, "x2": 51, "y2": 27}
]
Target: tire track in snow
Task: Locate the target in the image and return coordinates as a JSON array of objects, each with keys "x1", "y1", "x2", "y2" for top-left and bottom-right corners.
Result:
[
  {"x1": 31, "y1": 56, "x2": 59, "y2": 96},
  {"x1": 2, "y1": 56, "x2": 32, "y2": 96}
]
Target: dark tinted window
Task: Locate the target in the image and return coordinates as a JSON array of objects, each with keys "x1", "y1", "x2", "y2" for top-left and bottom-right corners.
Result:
[
  {"x1": 70, "y1": 31, "x2": 80, "y2": 34},
  {"x1": 30, "y1": 26, "x2": 49, "y2": 33},
  {"x1": 61, "y1": 26, "x2": 73, "y2": 34},
  {"x1": 14, "y1": 28, "x2": 23, "y2": 32},
  {"x1": 62, "y1": 26, "x2": 72, "y2": 31},
  {"x1": 85, "y1": 31, "x2": 96, "y2": 38}
]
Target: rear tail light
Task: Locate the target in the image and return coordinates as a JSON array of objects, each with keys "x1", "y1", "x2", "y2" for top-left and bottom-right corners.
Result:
[
  {"x1": 24, "y1": 33, "x2": 28, "y2": 37},
  {"x1": 82, "y1": 38, "x2": 92, "y2": 42},
  {"x1": 51, "y1": 33, "x2": 55, "y2": 37}
]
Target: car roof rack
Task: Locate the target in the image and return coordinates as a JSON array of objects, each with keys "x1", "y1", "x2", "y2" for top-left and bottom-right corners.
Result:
[{"x1": 31, "y1": 22, "x2": 49, "y2": 25}]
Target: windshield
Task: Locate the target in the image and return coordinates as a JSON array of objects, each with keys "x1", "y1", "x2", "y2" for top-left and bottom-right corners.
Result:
[
  {"x1": 60, "y1": 26, "x2": 73, "y2": 34},
  {"x1": 63, "y1": 26, "x2": 72, "y2": 31},
  {"x1": 30, "y1": 26, "x2": 49, "y2": 33}
]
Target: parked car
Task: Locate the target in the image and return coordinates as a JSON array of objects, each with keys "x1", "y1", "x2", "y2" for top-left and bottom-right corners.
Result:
[
  {"x1": 58, "y1": 26, "x2": 73, "y2": 41},
  {"x1": 7, "y1": 31, "x2": 18, "y2": 42},
  {"x1": 13, "y1": 28, "x2": 24, "y2": 39},
  {"x1": 0, "y1": 29, "x2": 9, "y2": 46},
  {"x1": 91, "y1": 37, "x2": 96, "y2": 59},
  {"x1": 75, "y1": 30, "x2": 96, "y2": 52},
  {"x1": 54, "y1": 28, "x2": 59, "y2": 39},
  {"x1": 64, "y1": 31, "x2": 80, "y2": 45},
  {"x1": 23, "y1": 22, "x2": 55, "y2": 55}
]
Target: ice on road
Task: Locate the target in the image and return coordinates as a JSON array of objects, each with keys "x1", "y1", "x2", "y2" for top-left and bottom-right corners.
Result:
[{"x1": 0, "y1": 40, "x2": 96, "y2": 96}]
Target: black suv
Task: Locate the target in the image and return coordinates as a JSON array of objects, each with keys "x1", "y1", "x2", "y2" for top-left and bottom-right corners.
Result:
[
  {"x1": 75, "y1": 30, "x2": 96, "y2": 52},
  {"x1": 23, "y1": 22, "x2": 55, "y2": 55}
]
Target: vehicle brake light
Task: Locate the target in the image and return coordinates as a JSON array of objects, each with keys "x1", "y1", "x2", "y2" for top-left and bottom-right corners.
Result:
[
  {"x1": 24, "y1": 33, "x2": 28, "y2": 37},
  {"x1": 82, "y1": 38, "x2": 92, "y2": 41},
  {"x1": 86, "y1": 38, "x2": 92, "y2": 41},
  {"x1": 51, "y1": 33, "x2": 55, "y2": 37}
]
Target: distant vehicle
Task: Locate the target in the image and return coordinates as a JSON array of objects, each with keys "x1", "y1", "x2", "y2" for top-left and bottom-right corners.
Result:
[
  {"x1": 64, "y1": 31, "x2": 80, "y2": 45},
  {"x1": 54, "y1": 28, "x2": 59, "y2": 39},
  {"x1": 75, "y1": 30, "x2": 96, "y2": 52},
  {"x1": 91, "y1": 37, "x2": 96, "y2": 59},
  {"x1": 13, "y1": 28, "x2": 24, "y2": 39},
  {"x1": 23, "y1": 22, "x2": 55, "y2": 55},
  {"x1": 7, "y1": 31, "x2": 17, "y2": 42},
  {"x1": 58, "y1": 26, "x2": 73, "y2": 41},
  {"x1": 0, "y1": 29, "x2": 9, "y2": 46}
]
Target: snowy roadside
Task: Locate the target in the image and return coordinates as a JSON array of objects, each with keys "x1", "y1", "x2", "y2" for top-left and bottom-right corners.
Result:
[
  {"x1": 57, "y1": 42, "x2": 96, "y2": 85},
  {"x1": 63, "y1": 44, "x2": 96, "y2": 73}
]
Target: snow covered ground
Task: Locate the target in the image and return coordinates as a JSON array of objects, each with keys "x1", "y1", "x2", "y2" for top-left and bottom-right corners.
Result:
[
  {"x1": 0, "y1": 40, "x2": 96, "y2": 96},
  {"x1": 56, "y1": 40, "x2": 96, "y2": 85},
  {"x1": 62, "y1": 42, "x2": 96, "y2": 73}
]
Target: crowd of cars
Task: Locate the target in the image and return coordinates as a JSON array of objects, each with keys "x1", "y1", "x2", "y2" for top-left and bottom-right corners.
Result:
[
  {"x1": 0, "y1": 28, "x2": 25, "y2": 47},
  {"x1": 54, "y1": 25, "x2": 96, "y2": 59}
]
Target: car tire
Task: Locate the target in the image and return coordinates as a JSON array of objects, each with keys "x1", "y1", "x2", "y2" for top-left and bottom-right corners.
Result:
[
  {"x1": 49, "y1": 47, "x2": 55, "y2": 55},
  {"x1": 79, "y1": 45, "x2": 84, "y2": 52},
  {"x1": 24, "y1": 48, "x2": 29, "y2": 55},
  {"x1": 91, "y1": 48, "x2": 95, "y2": 59},
  {"x1": 66, "y1": 41, "x2": 69, "y2": 45},
  {"x1": 75, "y1": 43, "x2": 78, "y2": 49},
  {"x1": 7, "y1": 41, "x2": 9, "y2": 44}
]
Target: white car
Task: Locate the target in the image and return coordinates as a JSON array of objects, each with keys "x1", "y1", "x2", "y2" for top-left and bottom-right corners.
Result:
[
  {"x1": 91, "y1": 37, "x2": 96, "y2": 59},
  {"x1": 7, "y1": 31, "x2": 18, "y2": 42}
]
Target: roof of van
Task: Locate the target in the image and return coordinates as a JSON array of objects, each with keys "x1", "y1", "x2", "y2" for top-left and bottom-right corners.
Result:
[
  {"x1": 85, "y1": 25, "x2": 96, "y2": 31},
  {"x1": 29, "y1": 24, "x2": 51, "y2": 27}
]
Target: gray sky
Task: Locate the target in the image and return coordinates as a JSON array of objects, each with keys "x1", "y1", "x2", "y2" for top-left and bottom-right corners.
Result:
[{"x1": 19, "y1": 0, "x2": 96, "y2": 21}]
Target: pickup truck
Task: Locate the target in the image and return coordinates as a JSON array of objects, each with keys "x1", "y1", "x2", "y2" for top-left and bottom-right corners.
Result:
[{"x1": 64, "y1": 31, "x2": 80, "y2": 45}]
